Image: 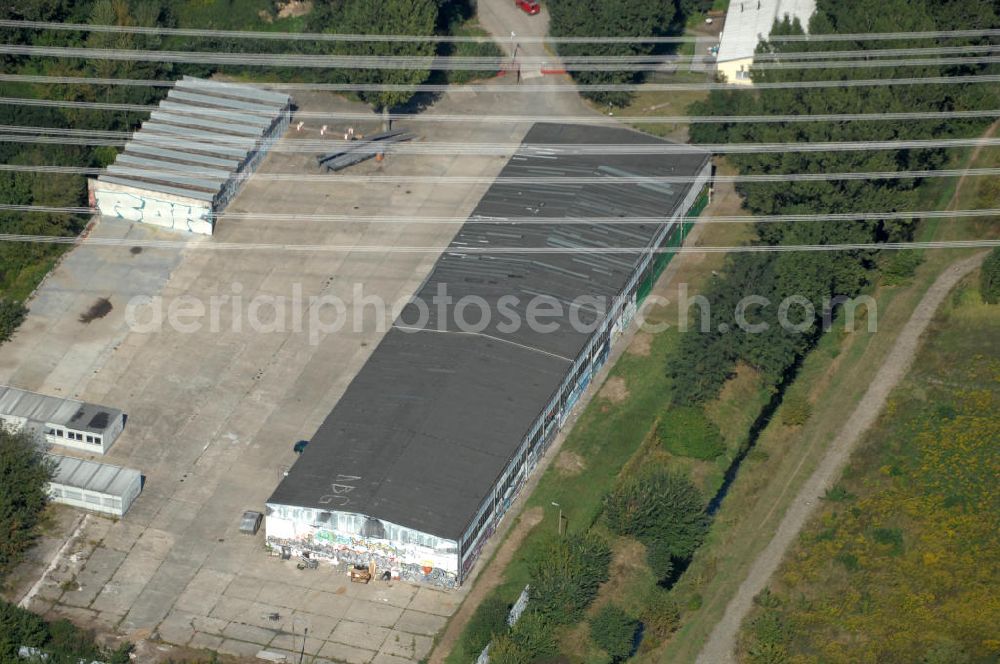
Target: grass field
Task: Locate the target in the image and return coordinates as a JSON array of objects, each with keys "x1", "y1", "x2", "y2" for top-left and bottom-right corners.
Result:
[
  {"x1": 734, "y1": 265, "x2": 1000, "y2": 663},
  {"x1": 655, "y1": 129, "x2": 1000, "y2": 663}
]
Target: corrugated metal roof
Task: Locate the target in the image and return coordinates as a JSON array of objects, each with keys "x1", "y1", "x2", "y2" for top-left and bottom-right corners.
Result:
[
  {"x1": 124, "y1": 143, "x2": 240, "y2": 169},
  {"x1": 0, "y1": 385, "x2": 122, "y2": 434},
  {"x1": 116, "y1": 153, "x2": 232, "y2": 178},
  {"x1": 178, "y1": 75, "x2": 292, "y2": 106},
  {"x1": 96, "y1": 77, "x2": 291, "y2": 208},
  {"x1": 98, "y1": 174, "x2": 217, "y2": 202},
  {"x1": 268, "y1": 123, "x2": 711, "y2": 541},
  {"x1": 158, "y1": 101, "x2": 274, "y2": 127},
  {"x1": 149, "y1": 111, "x2": 266, "y2": 137},
  {"x1": 107, "y1": 165, "x2": 226, "y2": 192},
  {"x1": 49, "y1": 454, "x2": 141, "y2": 498}
]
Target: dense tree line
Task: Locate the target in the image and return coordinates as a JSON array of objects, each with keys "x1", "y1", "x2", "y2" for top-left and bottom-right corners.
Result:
[
  {"x1": 0, "y1": 600, "x2": 133, "y2": 664},
  {"x1": 0, "y1": 429, "x2": 53, "y2": 579},
  {"x1": 547, "y1": 0, "x2": 684, "y2": 106},
  {"x1": 669, "y1": 0, "x2": 1000, "y2": 405}
]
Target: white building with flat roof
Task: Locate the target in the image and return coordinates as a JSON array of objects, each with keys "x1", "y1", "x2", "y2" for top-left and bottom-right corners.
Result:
[
  {"x1": 47, "y1": 455, "x2": 142, "y2": 517},
  {"x1": 716, "y1": 0, "x2": 816, "y2": 84},
  {"x1": 0, "y1": 385, "x2": 125, "y2": 454}
]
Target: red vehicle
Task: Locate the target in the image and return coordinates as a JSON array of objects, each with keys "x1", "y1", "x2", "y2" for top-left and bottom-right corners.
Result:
[{"x1": 515, "y1": 0, "x2": 540, "y2": 15}]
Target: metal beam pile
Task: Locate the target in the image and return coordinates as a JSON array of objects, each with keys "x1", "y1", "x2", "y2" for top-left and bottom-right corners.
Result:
[{"x1": 316, "y1": 129, "x2": 415, "y2": 172}]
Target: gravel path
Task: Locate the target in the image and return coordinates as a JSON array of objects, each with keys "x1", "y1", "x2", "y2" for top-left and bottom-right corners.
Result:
[{"x1": 695, "y1": 250, "x2": 989, "y2": 664}]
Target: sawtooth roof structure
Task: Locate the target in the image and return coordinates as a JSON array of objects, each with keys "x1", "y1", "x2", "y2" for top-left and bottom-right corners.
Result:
[
  {"x1": 717, "y1": 0, "x2": 817, "y2": 63},
  {"x1": 268, "y1": 123, "x2": 710, "y2": 541},
  {"x1": 97, "y1": 76, "x2": 291, "y2": 206}
]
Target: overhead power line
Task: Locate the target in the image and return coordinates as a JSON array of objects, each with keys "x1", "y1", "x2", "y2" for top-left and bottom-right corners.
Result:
[
  {"x1": 3, "y1": 163, "x2": 999, "y2": 185},
  {"x1": 3, "y1": 127, "x2": 1000, "y2": 155},
  {"x1": 2, "y1": 19, "x2": 999, "y2": 45},
  {"x1": 3, "y1": 72, "x2": 998, "y2": 93},
  {"x1": 2, "y1": 204, "x2": 997, "y2": 226},
  {"x1": 0, "y1": 233, "x2": 995, "y2": 254},
  {"x1": 2, "y1": 43, "x2": 999, "y2": 71},
  {"x1": 3, "y1": 96, "x2": 998, "y2": 126}
]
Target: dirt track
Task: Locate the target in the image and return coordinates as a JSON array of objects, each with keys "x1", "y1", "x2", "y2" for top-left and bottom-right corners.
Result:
[{"x1": 694, "y1": 250, "x2": 988, "y2": 664}]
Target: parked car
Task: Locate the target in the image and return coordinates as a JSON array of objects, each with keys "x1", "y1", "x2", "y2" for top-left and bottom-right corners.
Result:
[
  {"x1": 293, "y1": 439, "x2": 309, "y2": 454},
  {"x1": 515, "y1": 0, "x2": 540, "y2": 15},
  {"x1": 240, "y1": 510, "x2": 263, "y2": 535}
]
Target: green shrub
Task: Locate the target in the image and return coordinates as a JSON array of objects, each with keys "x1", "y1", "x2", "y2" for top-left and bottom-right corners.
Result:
[
  {"x1": 658, "y1": 406, "x2": 725, "y2": 459},
  {"x1": 509, "y1": 611, "x2": 557, "y2": 660},
  {"x1": 446, "y1": 25, "x2": 503, "y2": 85},
  {"x1": 780, "y1": 394, "x2": 812, "y2": 427},
  {"x1": 835, "y1": 552, "x2": 859, "y2": 571},
  {"x1": 645, "y1": 540, "x2": 675, "y2": 585},
  {"x1": 589, "y1": 604, "x2": 639, "y2": 662},
  {"x1": 0, "y1": 298, "x2": 27, "y2": 344},
  {"x1": 753, "y1": 589, "x2": 781, "y2": 609},
  {"x1": 745, "y1": 640, "x2": 789, "y2": 664},
  {"x1": 981, "y1": 247, "x2": 1000, "y2": 304},
  {"x1": 880, "y1": 250, "x2": 924, "y2": 285},
  {"x1": 871, "y1": 527, "x2": 904, "y2": 556},
  {"x1": 750, "y1": 610, "x2": 789, "y2": 645},
  {"x1": 0, "y1": 429, "x2": 53, "y2": 578},
  {"x1": 529, "y1": 534, "x2": 612, "y2": 624},
  {"x1": 459, "y1": 594, "x2": 509, "y2": 659},
  {"x1": 486, "y1": 633, "x2": 530, "y2": 664},
  {"x1": 0, "y1": 600, "x2": 132, "y2": 664},
  {"x1": 604, "y1": 469, "x2": 708, "y2": 563},
  {"x1": 823, "y1": 485, "x2": 855, "y2": 502},
  {"x1": 641, "y1": 588, "x2": 680, "y2": 638}
]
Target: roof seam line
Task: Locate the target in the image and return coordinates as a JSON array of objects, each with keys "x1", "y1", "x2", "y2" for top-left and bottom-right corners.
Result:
[{"x1": 391, "y1": 325, "x2": 574, "y2": 363}]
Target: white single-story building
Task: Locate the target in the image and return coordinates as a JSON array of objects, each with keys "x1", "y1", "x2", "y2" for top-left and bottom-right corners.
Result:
[
  {"x1": 90, "y1": 76, "x2": 292, "y2": 235},
  {"x1": 716, "y1": 0, "x2": 817, "y2": 84},
  {"x1": 0, "y1": 385, "x2": 125, "y2": 455},
  {"x1": 47, "y1": 455, "x2": 142, "y2": 517}
]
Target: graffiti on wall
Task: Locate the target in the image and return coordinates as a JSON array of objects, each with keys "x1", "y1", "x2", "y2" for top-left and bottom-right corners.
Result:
[
  {"x1": 266, "y1": 515, "x2": 460, "y2": 588},
  {"x1": 96, "y1": 190, "x2": 213, "y2": 235}
]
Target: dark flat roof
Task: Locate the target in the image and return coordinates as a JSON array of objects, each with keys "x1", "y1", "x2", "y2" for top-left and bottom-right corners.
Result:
[{"x1": 267, "y1": 123, "x2": 709, "y2": 541}]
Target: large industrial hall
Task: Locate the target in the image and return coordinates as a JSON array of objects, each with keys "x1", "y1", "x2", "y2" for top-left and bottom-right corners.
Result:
[{"x1": 266, "y1": 123, "x2": 712, "y2": 587}]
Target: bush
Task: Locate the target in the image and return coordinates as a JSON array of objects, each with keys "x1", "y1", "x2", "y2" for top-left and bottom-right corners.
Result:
[
  {"x1": 529, "y1": 534, "x2": 612, "y2": 624},
  {"x1": 658, "y1": 406, "x2": 726, "y2": 459},
  {"x1": 0, "y1": 298, "x2": 27, "y2": 344},
  {"x1": 745, "y1": 640, "x2": 789, "y2": 664},
  {"x1": 589, "y1": 604, "x2": 639, "y2": 662},
  {"x1": 459, "y1": 594, "x2": 509, "y2": 659},
  {"x1": 0, "y1": 429, "x2": 53, "y2": 578},
  {"x1": 880, "y1": 250, "x2": 924, "y2": 285},
  {"x1": 0, "y1": 600, "x2": 132, "y2": 664},
  {"x1": 446, "y1": 24, "x2": 504, "y2": 85},
  {"x1": 780, "y1": 394, "x2": 812, "y2": 427},
  {"x1": 509, "y1": 611, "x2": 557, "y2": 660},
  {"x1": 645, "y1": 540, "x2": 675, "y2": 585},
  {"x1": 981, "y1": 247, "x2": 1000, "y2": 304},
  {"x1": 750, "y1": 610, "x2": 789, "y2": 645},
  {"x1": 604, "y1": 469, "x2": 708, "y2": 563},
  {"x1": 488, "y1": 632, "x2": 530, "y2": 664},
  {"x1": 641, "y1": 588, "x2": 680, "y2": 638}
]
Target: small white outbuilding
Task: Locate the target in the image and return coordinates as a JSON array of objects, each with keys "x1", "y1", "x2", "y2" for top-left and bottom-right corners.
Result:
[
  {"x1": 47, "y1": 455, "x2": 142, "y2": 517},
  {"x1": 0, "y1": 385, "x2": 125, "y2": 455}
]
